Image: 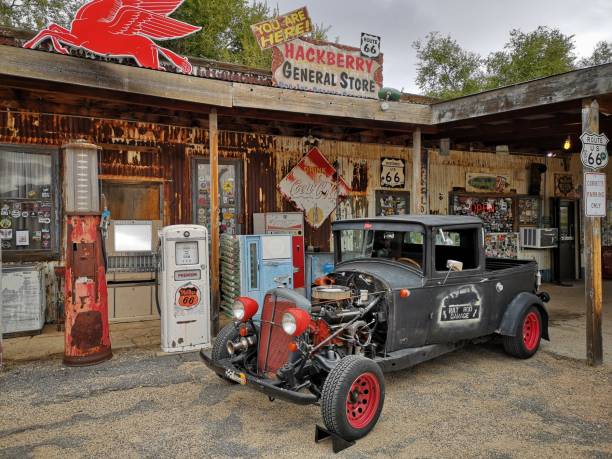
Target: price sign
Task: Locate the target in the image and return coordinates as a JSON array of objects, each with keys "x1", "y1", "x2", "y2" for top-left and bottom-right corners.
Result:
[
  {"x1": 580, "y1": 131, "x2": 609, "y2": 170},
  {"x1": 380, "y1": 157, "x2": 405, "y2": 188},
  {"x1": 360, "y1": 32, "x2": 381, "y2": 58}
]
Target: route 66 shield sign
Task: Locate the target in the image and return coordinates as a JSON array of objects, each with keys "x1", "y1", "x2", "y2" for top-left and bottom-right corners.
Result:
[
  {"x1": 380, "y1": 157, "x2": 405, "y2": 188},
  {"x1": 580, "y1": 132, "x2": 609, "y2": 170}
]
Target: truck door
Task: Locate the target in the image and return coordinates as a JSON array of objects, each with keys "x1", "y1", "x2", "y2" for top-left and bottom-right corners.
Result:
[{"x1": 425, "y1": 226, "x2": 491, "y2": 344}]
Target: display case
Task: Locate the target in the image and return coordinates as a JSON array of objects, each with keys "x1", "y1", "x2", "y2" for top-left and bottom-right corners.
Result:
[{"x1": 0, "y1": 145, "x2": 60, "y2": 260}]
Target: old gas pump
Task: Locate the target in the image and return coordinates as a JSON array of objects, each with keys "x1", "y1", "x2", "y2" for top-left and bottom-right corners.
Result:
[
  {"x1": 158, "y1": 225, "x2": 211, "y2": 352},
  {"x1": 62, "y1": 141, "x2": 112, "y2": 366}
]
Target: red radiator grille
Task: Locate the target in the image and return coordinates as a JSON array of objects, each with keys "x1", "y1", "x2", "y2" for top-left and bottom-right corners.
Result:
[{"x1": 257, "y1": 294, "x2": 294, "y2": 377}]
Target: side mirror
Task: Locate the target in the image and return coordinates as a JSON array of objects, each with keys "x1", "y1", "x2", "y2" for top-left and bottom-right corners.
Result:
[{"x1": 446, "y1": 260, "x2": 463, "y2": 272}]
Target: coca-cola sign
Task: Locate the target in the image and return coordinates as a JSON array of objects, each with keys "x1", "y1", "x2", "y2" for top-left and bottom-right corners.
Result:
[{"x1": 278, "y1": 147, "x2": 350, "y2": 228}]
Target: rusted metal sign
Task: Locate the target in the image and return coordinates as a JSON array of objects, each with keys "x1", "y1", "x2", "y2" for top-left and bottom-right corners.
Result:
[
  {"x1": 251, "y1": 6, "x2": 312, "y2": 50},
  {"x1": 23, "y1": 0, "x2": 200, "y2": 73},
  {"x1": 278, "y1": 147, "x2": 350, "y2": 228},
  {"x1": 271, "y1": 38, "x2": 383, "y2": 99}
]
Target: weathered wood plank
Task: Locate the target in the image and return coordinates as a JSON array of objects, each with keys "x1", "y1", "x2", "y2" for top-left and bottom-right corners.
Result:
[
  {"x1": 432, "y1": 64, "x2": 612, "y2": 124},
  {"x1": 209, "y1": 109, "x2": 220, "y2": 336},
  {"x1": 232, "y1": 82, "x2": 432, "y2": 125},
  {"x1": 582, "y1": 98, "x2": 603, "y2": 366},
  {"x1": 0, "y1": 45, "x2": 233, "y2": 107}
]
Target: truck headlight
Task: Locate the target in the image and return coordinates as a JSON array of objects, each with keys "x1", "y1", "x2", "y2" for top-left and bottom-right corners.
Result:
[
  {"x1": 281, "y1": 308, "x2": 311, "y2": 336},
  {"x1": 232, "y1": 297, "x2": 259, "y2": 322}
]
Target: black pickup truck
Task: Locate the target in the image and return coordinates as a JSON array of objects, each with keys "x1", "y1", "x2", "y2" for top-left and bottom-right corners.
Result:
[{"x1": 201, "y1": 215, "x2": 550, "y2": 442}]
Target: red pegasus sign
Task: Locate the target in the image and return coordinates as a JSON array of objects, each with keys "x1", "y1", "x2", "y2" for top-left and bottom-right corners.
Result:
[{"x1": 23, "y1": 0, "x2": 201, "y2": 74}]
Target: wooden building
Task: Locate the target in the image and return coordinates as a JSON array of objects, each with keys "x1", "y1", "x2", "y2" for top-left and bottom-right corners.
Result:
[{"x1": 0, "y1": 27, "x2": 610, "y2": 329}]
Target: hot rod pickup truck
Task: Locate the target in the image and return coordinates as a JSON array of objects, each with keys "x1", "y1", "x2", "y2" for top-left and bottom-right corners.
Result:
[{"x1": 201, "y1": 215, "x2": 550, "y2": 442}]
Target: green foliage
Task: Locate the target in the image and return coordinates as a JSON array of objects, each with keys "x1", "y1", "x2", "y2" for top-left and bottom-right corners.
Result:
[
  {"x1": 0, "y1": 0, "x2": 83, "y2": 29},
  {"x1": 484, "y1": 26, "x2": 576, "y2": 89},
  {"x1": 413, "y1": 26, "x2": 605, "y2": 100},
  {"x1": 412, "y1": 32, "x2": 484, "y2": 100},
  {"x1": 578, "y1": 41, "x2": 612, "y2": 67}
]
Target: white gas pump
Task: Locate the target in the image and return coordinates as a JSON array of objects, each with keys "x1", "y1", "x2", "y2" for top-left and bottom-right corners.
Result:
[{"x1": 158, "y1": 225, "x2": 211, "y2": 352}]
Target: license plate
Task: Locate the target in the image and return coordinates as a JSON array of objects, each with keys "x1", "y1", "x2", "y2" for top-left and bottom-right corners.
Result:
[{"x1": 225, "y1": 369, "x2": 247, "y2": 385}]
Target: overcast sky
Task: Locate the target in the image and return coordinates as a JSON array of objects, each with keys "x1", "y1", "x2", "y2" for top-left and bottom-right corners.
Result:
[{"x1": 273, "y1": 0, "x2": 612, "y2": 93}]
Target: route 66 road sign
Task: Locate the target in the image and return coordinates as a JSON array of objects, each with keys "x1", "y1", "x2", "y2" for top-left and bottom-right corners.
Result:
[{"x1": 580, "y1": 131, "x2": 608, "y2": 170}]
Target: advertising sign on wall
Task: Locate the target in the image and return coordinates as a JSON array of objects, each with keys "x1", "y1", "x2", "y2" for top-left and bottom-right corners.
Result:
[
  {"x1": 380, "y1": 157, "x2": 405, "y2": 188},
  {"x1": 465, "y1": 172, "x2": 511, "y2": 193},
  {"x1": 271, "y1": 38, "x2": 383, "y2": 99},
  {"x1": 278, "y1": 147, "x2": 351, "y2": 228},
  {"x1": 251, "y1": 7, "x2": 312, "y2": 49}
]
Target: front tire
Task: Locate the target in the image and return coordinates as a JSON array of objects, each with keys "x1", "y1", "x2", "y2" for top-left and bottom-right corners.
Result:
[
  {"x1": 211, "y1": 323, "x2": 242, "y2": 383},
  {"x1": 320, "y1": 355, "x2": 385, "y2": 441},
  {"x1": 503, "y1": 306, "x2": 542, "y2": 359}
]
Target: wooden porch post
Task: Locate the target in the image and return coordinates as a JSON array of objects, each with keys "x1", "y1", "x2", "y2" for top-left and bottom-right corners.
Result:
[
  {"x1": 581, "y1": 98, "x2": 603, "y2": 366},
  {"x1": 411, "y1": 128, "x2": 422, "y2": 214},
  {"x1": 209, "y1": 108, "x2": 220, "y2": 336}
]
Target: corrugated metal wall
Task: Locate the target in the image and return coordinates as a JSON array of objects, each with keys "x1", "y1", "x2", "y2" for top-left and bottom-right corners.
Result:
[{"x1": 0, "y1": 109, "x2": 586, "y2": 262}]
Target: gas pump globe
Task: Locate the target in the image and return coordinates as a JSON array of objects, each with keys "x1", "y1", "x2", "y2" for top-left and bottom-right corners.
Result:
[{"x1": 157, "y1": 225, "x2": 211, "y2": 352}]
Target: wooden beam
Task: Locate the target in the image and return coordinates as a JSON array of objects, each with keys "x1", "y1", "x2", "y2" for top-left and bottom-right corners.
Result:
[
  {"x1": 232, "y1": 82, "x2": 432, "y2": 125},
  {"x1": 411, "y1": 128, "x2": 422, "y2": 214},
  {"x1": 209, "y1": 108, "x2": 220, "y2": 337},
  {"x1": 582, "y1": 98, "x2": 603, "y2": 366},
  {"x1": 432, "y1": 64, "x2": 612, "y2": 124}
]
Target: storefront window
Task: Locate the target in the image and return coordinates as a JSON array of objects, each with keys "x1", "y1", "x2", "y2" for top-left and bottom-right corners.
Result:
[{"x1": 0, "y1": 145, "x2": 59, "y2": 257}]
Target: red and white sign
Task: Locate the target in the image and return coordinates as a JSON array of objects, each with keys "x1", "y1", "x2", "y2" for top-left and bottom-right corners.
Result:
[
  {"x1": 175, "y1": 282, "x2": 201, "y2": 309},
  {"x1": 23, "y1": 0, "x2": 200, "y2": 74},
  {"x1": 583, "y1": 172, "x2": 607, "y2": 217},
  {"x1": 271, "y1": 38, "x2": 383, "y2": 99},
  {"x1": 278, "y1": 147, "x2": 351, "y2": 228}
]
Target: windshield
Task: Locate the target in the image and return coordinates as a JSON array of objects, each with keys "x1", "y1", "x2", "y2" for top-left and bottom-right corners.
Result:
[{"x1": 337, "y1": 229, "x2": 425, "y2": 271}]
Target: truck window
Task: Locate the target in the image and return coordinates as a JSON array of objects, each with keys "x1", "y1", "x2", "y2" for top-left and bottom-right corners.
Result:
[
  {"x1": 434, "y1": 228, "x2": 479, "y2": 271},
  {"x1": 337, "y1": 229, "x2": 424, "y2": 271}
]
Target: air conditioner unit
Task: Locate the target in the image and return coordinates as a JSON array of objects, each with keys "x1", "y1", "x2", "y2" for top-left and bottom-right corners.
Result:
[{"x1": 520, "y1": 227, "x2": 558, "y2": 249}]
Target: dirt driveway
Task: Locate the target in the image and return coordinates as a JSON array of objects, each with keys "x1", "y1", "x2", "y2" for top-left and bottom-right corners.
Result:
[{"x1": 1, "y1": 282, "x2": 611, "y2": 458}]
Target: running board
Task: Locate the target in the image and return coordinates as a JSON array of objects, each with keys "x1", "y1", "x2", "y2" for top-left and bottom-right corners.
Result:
[{"x1": 375, "y1": 343, "x2": 463, "y2": 372}]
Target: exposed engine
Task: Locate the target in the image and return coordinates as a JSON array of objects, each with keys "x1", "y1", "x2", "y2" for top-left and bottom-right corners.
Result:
[{"x1": 308, "y1": 271, "x2": 388, "y2": 360}]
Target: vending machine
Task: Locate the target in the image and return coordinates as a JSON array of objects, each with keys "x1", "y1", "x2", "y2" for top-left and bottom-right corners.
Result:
[
  {"x1": 158, "y1": 225, "x2": 211, "y2": 353},
  {"x1": 253, "y1": 212, "x2": 305, "y2": 292},
  {"x1": 220, "y1": 234, "x2": 294, "y2": 320}
]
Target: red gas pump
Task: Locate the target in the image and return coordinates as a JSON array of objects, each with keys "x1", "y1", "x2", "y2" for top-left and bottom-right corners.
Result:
[
  {"x1": 62, "y1": 141, "x2": 112, "y2": 366},
  {"x1": 64, "y1": 214, "x2": 112, "y2": 365}
]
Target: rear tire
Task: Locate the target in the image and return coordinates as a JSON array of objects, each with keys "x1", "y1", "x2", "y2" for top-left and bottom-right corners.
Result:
[
  {"x1": 320, "y1": 355, "x2": 385, "y2": 441},
  {"x1": 503, "y1": 306, "x2": 542, "y2": 359}
]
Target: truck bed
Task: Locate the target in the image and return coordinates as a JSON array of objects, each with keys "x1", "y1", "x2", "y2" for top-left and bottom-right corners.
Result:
[{"x1": 485, "y1": 257, "x2": 537, "y2": 271}]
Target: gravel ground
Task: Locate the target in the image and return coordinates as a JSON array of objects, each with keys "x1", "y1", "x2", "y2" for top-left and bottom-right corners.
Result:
[{"x1": 0, "y1": 341, "x2": 611, "y2": 459}]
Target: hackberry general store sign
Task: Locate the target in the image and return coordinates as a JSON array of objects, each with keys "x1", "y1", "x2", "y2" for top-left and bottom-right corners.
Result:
[
  {"x1": 278, "y1": 147, "x2": 351, "y2": 228},
  {"x1": 271, "y1": 38, "x2": 383, "y2": 99}
]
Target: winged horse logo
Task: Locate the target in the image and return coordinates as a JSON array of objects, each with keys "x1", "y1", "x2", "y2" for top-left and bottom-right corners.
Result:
[{"x1": 23, "y1": 0, "x2": 201, "y2": 74}]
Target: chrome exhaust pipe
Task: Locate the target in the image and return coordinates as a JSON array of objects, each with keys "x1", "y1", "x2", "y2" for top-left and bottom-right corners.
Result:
[{"x1": 227, "y1": 335, "x2": 257, "y2": 355}]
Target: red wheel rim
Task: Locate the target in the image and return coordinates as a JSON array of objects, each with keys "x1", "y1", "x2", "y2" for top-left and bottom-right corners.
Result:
[
  {"x1": 345, "y1": 372, "x2": 380, "y2": 429},
  {"x1": 523, "y1": 311, "x2": 540, "y2": 351}
]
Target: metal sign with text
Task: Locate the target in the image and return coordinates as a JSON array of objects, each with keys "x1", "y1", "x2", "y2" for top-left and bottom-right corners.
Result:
[
  {"x1": 271, "y1": 38, "x2": 383, "y2": 99},
  {"x1": 360, "y1": 33, "x2": 381, "y2": 58},
  {"x1": 583, "y1": 172, "x2": 607, "y2": 217},
  {"x1": 251, "y1": 6, "x2": 312, "y2": 50},
  {"x1": 380, "y1": 157, "x2": 405, "y2": 188},
  {"x1": 580, "y1": 131, "x2": 609, "y2": 170},
  {"x1": 278, "y1": 147, "x2": 351, "y2": 228}
]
